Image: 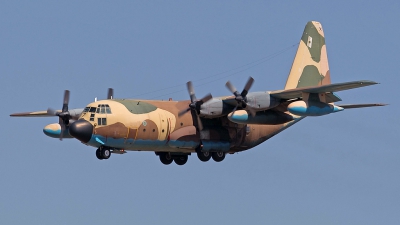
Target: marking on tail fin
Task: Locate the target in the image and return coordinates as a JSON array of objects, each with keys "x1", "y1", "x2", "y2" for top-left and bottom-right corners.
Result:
[{"x1": 307, "y1": 36, "x2": 313, "y2": 48}]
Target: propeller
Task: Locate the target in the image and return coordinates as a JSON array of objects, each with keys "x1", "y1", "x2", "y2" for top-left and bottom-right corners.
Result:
[
  {"x1": 178, "y1": 81, "x2": 212, "y2": 131},
  {"x1": 47, "y1": 90, "x2": 71, "y2": 140},
  {"x1": 107, "y1": 88, "x2": 114, "y2": 99},
  {"x1": 225, "y1": 77, "x2": 256, "y2": 117}
]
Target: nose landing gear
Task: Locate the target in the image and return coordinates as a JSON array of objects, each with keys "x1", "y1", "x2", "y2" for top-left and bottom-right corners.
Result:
[{"x1": 96, "y1": 146, "x2": 111, "y2": 160}]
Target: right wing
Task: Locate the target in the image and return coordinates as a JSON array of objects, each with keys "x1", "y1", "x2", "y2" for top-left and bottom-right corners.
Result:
[
  {"x1": 270, "y1": 80, "x2": 378, "y2": 100},
  {"x1": 336, "y1": 103, "x2": 387, "y2": 109}
]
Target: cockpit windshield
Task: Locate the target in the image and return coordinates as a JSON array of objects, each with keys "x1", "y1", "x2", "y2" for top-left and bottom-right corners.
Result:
[{"x1": 96, "y1": 104, "x2": 112, "y2": 114}]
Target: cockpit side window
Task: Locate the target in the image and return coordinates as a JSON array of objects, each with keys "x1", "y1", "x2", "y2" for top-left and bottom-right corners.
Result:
[
  {"x1": 105, "y1": 104, "x2": 112, "y2": 114},
  {"x1": 89, "y1": 107, "x2": 97, "y2": 113}
]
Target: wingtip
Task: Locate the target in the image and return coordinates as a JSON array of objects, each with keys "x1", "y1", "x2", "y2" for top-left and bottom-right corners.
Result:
[
  {"x1": 10, "y1": 112, "x2": 29, "y2": 117},
  {"x1": 359, "y1": 80, "x2": 379, "y2": 85}
]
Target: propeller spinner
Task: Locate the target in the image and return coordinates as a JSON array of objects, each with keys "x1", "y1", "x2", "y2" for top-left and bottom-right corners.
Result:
[
  {"x1": 225, "y1": 77, "x2": 256, "y2": 116},
  {"x1": 178, "y1": 81, "x2": 212, "y2": 131}
]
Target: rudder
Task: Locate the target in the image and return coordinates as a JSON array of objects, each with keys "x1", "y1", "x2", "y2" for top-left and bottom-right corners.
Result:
[{"x1": 284, "y1": 21, "x2": 331, "y2": 90}]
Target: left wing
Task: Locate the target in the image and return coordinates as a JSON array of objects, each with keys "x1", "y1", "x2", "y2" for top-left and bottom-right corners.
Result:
[{"x1": 10, "y1": 108, "x2": 84, "y2": 119}]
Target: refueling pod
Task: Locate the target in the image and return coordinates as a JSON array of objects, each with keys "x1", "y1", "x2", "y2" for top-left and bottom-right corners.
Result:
[
  {"x1": 43, "y1": 123, "x2": 73, "y2": 139},
  {"x1": 228, "y1": 110, "x2": 294, "y2": 125}
]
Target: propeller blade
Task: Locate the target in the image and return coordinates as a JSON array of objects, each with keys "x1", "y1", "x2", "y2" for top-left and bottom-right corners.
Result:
[
  {"x1": 198, "y1": 93, "x2": 212, "y2": 104},
  {"x1": 231, "y1": 105, "x2": 238, "y2": 115},
  {"x1": 178, "y1": 108, "x2": 191, "y2": 117},
  {"x1": 62, "y1": 90, "x2": 70, "y2": 112},
  {"x1": 186, "y1": 81, "x2": 197, "y2": 102},
  {"x1": 241, "y1": 77, "x2": 254, "y2": 97},
  {"x1": 245, "y1": 105, "x2": 256, "y2": 117},
  {"x1": 59, "y1": 122, "x2": 65, "y2": 141},
  {"x1": 195, "y1": 112, "x2": 204, "y2": 131},
  {"x1": 107, "y1": 88, "x2": 114, "y2": 99},
  {"x1": 183, "y1": 81, "x2": 211, "y2": 131},
  {"x1": 225, "y1": 81, "x2": 239, "y2": 96}
]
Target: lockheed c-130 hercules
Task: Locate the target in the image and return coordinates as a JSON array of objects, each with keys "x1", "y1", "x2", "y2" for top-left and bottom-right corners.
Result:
[{"x1": 11, "y1": 21, "x2": 385, "y2": 166}]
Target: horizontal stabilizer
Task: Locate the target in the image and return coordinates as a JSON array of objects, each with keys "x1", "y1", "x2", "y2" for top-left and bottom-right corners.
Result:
[
  {"x1": 336, "y1": 103, "x2": 387, "y2": 109},
  {"x1": 271, "y1": 80, "x2": 378, "y2": 100}
]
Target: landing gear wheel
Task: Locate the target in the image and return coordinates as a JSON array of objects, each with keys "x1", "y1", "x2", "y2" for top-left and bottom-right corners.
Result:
[
  {"x1": 212, "y1": 151, "x2": 225, "y2": 162},
  {"x1": 101, "y1": 148, "x2": 111, "y2": 159},
  {"x1": 197, "y1": 151, "x2": 211, "y2": 162},
  {"x1": 96, "y1": 148, "x2": 103, "y2": 160},
  {"x1": 174, "y1": 155, "x2": 188, "y2": 165},
  {"x1": 159, "y1": 152, "x2": 173, "y2": 165}
]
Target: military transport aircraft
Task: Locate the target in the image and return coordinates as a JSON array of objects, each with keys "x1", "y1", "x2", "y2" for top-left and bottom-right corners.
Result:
[{"x1": 11, "y1": 21, "x2": 385, "y2": 165}]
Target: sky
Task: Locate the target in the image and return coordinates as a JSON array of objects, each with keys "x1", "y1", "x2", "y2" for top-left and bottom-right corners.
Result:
[{"x1": 1, "y1": 1, "x2": 399, "y2": 224}]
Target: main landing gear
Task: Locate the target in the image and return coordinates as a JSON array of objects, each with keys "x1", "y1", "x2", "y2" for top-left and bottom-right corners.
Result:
[
  {"x1": 197, "y1": 151, "x2": 225, "y2": 162},
  {"x1": 158, "y1": 152, "x2": 189, "y2": 166},
  {"x1": 96, "y1": 146, "x2": 111, "y2": 160},
  {"x1": 197, "y1": 151, "x2": 211, "y2": 162},
  {"x1": 157, "y1": 151, "x2": 226, "y2": 165}
]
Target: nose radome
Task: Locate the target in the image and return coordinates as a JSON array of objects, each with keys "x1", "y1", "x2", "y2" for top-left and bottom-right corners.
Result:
[{"x1": 69, "y1": 119, "x2": 93, "y2": 143}]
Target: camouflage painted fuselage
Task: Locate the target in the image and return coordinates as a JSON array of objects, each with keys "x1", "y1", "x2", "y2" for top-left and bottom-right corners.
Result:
[{"x1": 79, "y1": 99, "x2": 302, "y2": 153}]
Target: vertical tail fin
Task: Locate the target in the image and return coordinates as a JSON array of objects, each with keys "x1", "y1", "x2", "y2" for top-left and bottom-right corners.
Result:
[{"x1": 284, "y1": 21, "x2": 331, "y2": 90}]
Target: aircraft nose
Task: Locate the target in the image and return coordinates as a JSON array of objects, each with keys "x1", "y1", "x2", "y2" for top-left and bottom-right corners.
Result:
[{"x1": 69, "y1": 119, "x2": 93, "y2": 143}]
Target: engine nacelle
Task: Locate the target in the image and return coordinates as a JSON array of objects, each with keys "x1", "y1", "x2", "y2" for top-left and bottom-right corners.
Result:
[
  {"x1": 288, "y1": 100, "x2": 343, "y2": 116},
  {"x1": 246, "y1": 92, "x2": 280, "y2": 110},
  {"x1": 200, "y1": 93, "x2": 280, "y2": 118},
  {"x1": 199, "y1": 98, "x2": 225, "y2": 118},
  {"x1": 43, "y1": 123, "x2": 73, "y2": 138},
  {"x1": 228, "y1": 110, "x2": 294, "y2": 125}
]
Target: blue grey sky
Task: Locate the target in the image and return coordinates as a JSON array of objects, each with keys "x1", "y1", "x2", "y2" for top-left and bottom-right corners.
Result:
[{"x1": 1, "y1": 1, "x2": 399, "y2": 224}]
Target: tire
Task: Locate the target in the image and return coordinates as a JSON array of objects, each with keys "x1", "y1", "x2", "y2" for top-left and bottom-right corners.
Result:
[
  {"x1": 159, "y1": 152, "x2": 173, "y2": 165},
  {"x1": 173, "y1": 155, "x2": 188, "y2": 165},
  {"x1": 212, "y1": 151, "x2": 225, "y2": 162},
  {"x1": 101, "y1": 148, "x2": 111, "y2": 159},
  {"x1": 96, "y1": 148, "x2": 103, "y2": 160},
  {"x1": 197, "y1": 151, "x2": 211, "y2": 162}
]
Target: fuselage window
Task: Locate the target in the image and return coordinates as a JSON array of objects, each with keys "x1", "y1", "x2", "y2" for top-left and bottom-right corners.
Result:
[{"x1": 97, "y1": 118, "x2": 107, "y2": 126}]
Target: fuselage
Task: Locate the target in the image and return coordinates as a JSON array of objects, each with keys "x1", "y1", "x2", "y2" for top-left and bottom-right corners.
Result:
[{"x1": 71, "y1": 99, "x2": 303, "y2": 153}]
